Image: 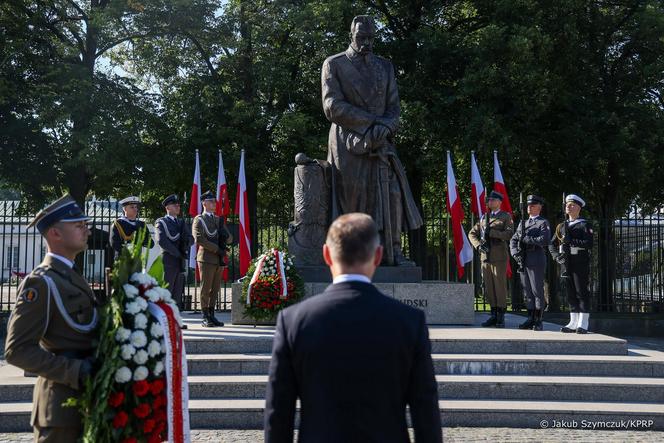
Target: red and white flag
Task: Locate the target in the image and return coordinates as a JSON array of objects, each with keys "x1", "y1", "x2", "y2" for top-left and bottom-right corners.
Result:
[
  {"x1": 470, "y1": 152, "x2": 486, "y2": 218},
  {"x1": 493, "y1": 150, "x2": 513, "y2": 215},
  {"x1": 188, "y1": 150, "x2": 202, "y2": 272},
  {"x1": 235, "y1": 149, "x2": 252, "y2": 277},
  {"x1": 493, "y1": 150, "x2": 514, "y2": 277},
  {"x1": 446, "y1": 151, "x2": 473, "y2": 278},
  {"x1": 215, "y1": 150, "x2": 230, "y2": 219}
]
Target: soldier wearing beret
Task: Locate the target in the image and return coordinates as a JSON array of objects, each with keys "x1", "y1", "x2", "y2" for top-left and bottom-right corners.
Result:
[
  {"x1": 109, "y1": 196, "x2": 153, "y2": 260},
  {"x1": 469, "y1": 191, "x2": 514, "y2": 328},
  {"x1": 4, "y1": 195, "x2": 100, "y2": 442},
  {"x1": 192, "y1": 191, "x2": 232, "y2": 327},
  {"x1": 549, "y1": 194, "x2": 594, "y2": 334},
  {"x1": 510, "y1": 195, "x2": 551, "y2": 331},
  {"x1": 155, "y1": 194, "x2": 193, "y2": 328}
]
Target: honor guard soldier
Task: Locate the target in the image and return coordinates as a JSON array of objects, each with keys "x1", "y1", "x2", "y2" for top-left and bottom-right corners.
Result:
[
  {"x1": 469, "y1": 191, "x2": 514, "y2": 328},
  {"x1": 109, "y1": 196, "x2": 153, "y2": 260},
  {"x1": 192, "y1": 191, "x2": 232, "y2": 327},
  {"x1": 4, "y1": 195, "x2": 99, "y2": 442},
  {"x1": 549, "y1": 194, "x2": 594, "y2": 333},
  {"x1": 155, "y1": 194, "x2": 193, "y2": 328},
  {"x1": 510, "y1": 195, "x2": 551, "y2": 330}
]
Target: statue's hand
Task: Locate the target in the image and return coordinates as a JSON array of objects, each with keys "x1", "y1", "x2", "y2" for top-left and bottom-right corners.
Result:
[{"x1": 371, "y1": 123, "x2": 390, "y2": 141}]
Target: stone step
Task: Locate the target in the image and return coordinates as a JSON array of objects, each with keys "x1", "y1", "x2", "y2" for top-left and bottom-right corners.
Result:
[
  {"x1": 183, "y1": 332, "x2": 628, "y2": 356},
  {"x1": 3, "y1": 373, "x2": 663, "y2": 404},
  {"x1": 3, "y1": 399, "x2": 664, "y2": 432},
  {"x1": 185, "y1": 350, "x2": 664, "y2": 377}
]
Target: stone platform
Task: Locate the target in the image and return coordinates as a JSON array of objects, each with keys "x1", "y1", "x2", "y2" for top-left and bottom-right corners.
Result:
[{"x1": 231, "y1": 281, "x2": 474, "y2": 325}]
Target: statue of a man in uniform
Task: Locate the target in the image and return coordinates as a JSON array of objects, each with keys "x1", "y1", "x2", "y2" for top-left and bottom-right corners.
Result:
[{"x1": 321, "y1": 15, "x2": 423, "y2": 266}]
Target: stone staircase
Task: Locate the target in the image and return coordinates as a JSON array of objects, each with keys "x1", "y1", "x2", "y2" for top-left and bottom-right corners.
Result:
[{"x1": 1, "y1": 313, "x2": 664, "y2": 431}]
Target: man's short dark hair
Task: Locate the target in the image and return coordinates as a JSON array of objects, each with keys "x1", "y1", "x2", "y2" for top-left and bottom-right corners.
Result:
[
  {"x1": 350, "y1": 15, "x2": 376, "y2": 35},
  {"x1": 326, "y1": 213, "x2": 379, "y2": 266}
]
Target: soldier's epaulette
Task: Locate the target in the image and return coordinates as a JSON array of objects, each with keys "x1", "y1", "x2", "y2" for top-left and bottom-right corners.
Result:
[
  {"x1": 324, "y1": 51, "x2": 348, "y2": 64},
  {"x1": 32, "y1": 266, "x2": 48, "y2": 277}
]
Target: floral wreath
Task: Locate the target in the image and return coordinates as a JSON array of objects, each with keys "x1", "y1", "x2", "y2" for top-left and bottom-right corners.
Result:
[{"x1": 242, "y1": 248, "x2": 304, "y2": 323}]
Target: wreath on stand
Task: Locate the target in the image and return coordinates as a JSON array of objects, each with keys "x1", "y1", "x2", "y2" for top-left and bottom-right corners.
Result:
[{"x1": 241, "y1": 248, "x2": 305, "y2": 323}]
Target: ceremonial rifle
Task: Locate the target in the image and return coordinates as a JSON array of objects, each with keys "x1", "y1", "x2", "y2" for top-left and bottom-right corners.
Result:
[
  {"x1": 560, "y1": 192, "x2": 571, "y2": 277},
  {"x1": 479, "y1": 210, "x2": 491, "y2": 262},
  {"x1": 516, "y1": 192, "x2": 527, "y2": 273}
]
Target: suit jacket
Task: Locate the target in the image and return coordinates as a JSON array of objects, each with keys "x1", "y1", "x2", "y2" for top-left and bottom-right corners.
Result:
[
  {"x1": 155, "y1": 216, "x2": 192, "y2": 269},
  {"x1": 192, "y1": 213, "x2": 231, "y2": 265},
  {"x1": 468, "y1": 211, "x2": 514, "y2": 263},
  {"x1": 4, "y1": 255, "x2": 98, "y2": 428},
  {"x1": 264, "y1": 281, "x2": 441, "y2": 443}
]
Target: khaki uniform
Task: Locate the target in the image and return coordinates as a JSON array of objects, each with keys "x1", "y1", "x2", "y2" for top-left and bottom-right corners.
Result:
[
  {"x1": 469, "y1": 211, "x2": 514, "y2": 308},
  {"x1": 192, "y1": 213, "x2": 231, "y2": 309},
  {"x1": 4, "y1": 255, "x2": 98, "y2": 442}
]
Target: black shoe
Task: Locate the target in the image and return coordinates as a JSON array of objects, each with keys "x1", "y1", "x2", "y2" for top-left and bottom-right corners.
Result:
[
  {"x1": 180, "y1": 324, "x2": 188, "y2": 330},
  {"x1": 576, "y1": 327, "x2": 588, "y2": 334},
  {"x1": 495, "y1": 308, "x2": 505, "y2": 328},
  {"x1": 481, "y1": 308, "x2": 497, "y2": 327},
  {"x1": 209, "y1": 308, "x2": 224, "y2": 327},
  {"x1": 518, "y1": 310, "x2": 534, "y2": 330},
  {"x1": 201, "y1": 309, "x2": 216, "y2": 328},
  {"x1": 560, "y1": 326, "x2": 575, "y2": 333},
  {"x1": 532, "y1": 321, "x2": 543, "y2": 331}
]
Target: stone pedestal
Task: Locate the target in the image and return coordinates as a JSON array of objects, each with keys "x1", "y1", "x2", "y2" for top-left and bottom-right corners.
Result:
[{"x1": 231, "y1": 281, "x2": 474, "y2": 325}]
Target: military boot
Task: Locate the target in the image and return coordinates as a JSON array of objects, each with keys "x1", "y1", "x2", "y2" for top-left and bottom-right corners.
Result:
[
  {"x1": 518, "y1": 310, "x2": 535, "y2": 330},
  {"x1": 495, "y1": 307, "x2": 505, "y2": 328},
  {"x1": 209, "y1": 307, "x2": 224, "y2": 327},
  {"x1": 481, "y1": 308, "x2": 497, "y2": 327},
  {"x1": 532, "y1": 309, "x2": 544, "y2": 331},
  {"x1": 201, "y1": 308, "x2": 215, "y2": 328}
]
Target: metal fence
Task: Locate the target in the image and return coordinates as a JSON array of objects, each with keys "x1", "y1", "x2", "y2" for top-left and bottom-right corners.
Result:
[{"x1": 1, "y1": 200, "x2": 662, "y2": 314}]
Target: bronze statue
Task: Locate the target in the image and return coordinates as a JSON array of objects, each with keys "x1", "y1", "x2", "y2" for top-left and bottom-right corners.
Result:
[{"x1": 321, "y1": 15, "x2": 423, "y2": 266}]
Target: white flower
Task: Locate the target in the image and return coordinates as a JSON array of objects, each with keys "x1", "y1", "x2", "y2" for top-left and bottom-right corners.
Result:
[
  {"x1": 156, "y1": 286, "x2": 172, "y2": 302},
  {"x1": 136, "y1": 297, "x2": 148, "y2": 310},
  {"x1": 115, "y1": 327, "x2": 131, "y2": 342},
  {"x1": 120, "y1": 344, "x2": 136, "y2": 360},
  {"x1": 144, "y1": 288, "x2": 161, "y2": 303},
  {"x1": 134, "y1": 313, "x2": 148, "y2": 329},
  {"x1": 133, "y1": 366, "x2": 148, "y2": 381},
  {"x1": 150, "y1": 322, "x2": 164, "y2": 338},
  {"x1": 154, "y1": 361, "x2": 164, "y2": 376},
  {"x1": 147, "y1": 340, "x2": 162, "y2": 357},
  {"x1": 130, "y1": 272, "x2": 152, "y2": 286},
  {"x1": 286, "y1": 266, "x2": 291, "y2": 270},
  {"x1": 130, "y1": 330, "x2": 148, "y2": 348},
  {"x1": 114, "y1": 366, "x2": 132, "y2": 383},
  {"x1": 122, "y1": 283, "x2": 139, "y2": 298},
  {"x1": 125, "y1": 301, "x2": 141, "y2": 315},
  {"x1": 133, "y1": 349, "x2": 149, "y2": 365}
]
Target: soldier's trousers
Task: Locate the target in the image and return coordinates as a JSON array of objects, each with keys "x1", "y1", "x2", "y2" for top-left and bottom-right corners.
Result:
[
  {"x1": 520, "y1": 264, "x2": 545, "y2": 310},
  {"x1": 164, "y1": 264, "x2": 185, "y2": 307},
  {"x1": 481, "y1": 261, "x2": 508, "y2": 308},
  {"x1": 34, "y1": 425, "x2": 81, "y2": 443},
  {"x1": 198, "y1": 262, "x2": 222, "y2": 310},
  {"x1": 567, "y1": 254, "x2": 591, "y2": 313}
]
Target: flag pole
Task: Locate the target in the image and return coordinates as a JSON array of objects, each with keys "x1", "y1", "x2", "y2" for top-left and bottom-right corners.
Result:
[{"x1": 446, "y1": 150, "x2": 450, "y2": 282}]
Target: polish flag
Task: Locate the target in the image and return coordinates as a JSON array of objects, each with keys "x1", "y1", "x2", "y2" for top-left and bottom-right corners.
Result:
[
  {"x1": 188, "y1": 150, "x2": 202, "y2": 273},
  {"x1": 493, "y1": 150, "x2": 513, "y2": 214},
  {"x1": 235, "y1": 149, "x2": 252, "y2": 277},
  {"x1": 446, "y1": 151, "x2": 474, "y2": 278},
  {"x1": 493, "y1": 150, "x2": 514, "y2": 277},
  {"x1": 470, "y1": 152, "x2": 486, "y2": 218},
  {"x1": 215, "y1": 150, "x2": 230, "y2": 219}
]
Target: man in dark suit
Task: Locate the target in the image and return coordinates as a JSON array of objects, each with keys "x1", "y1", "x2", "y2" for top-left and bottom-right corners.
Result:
[
  {"x1": 155, "y1": 194, "x2": 192, "y2": 325},
  {"x1": 264, "y1": 213, "x2": 441, "y2": 443}
]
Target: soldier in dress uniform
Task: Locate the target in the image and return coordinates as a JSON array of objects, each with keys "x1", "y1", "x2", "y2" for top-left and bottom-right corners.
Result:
[
  {"x1": 549, "y1": 194, "x2": 594, "y2": 334},
  {"x1": 4, "y1": 195, "x2": 99, "y2": 442},
  {"x1": 192, "y1": 191, "x2": 232, "y2": 327},
  {"x1": 109, "y1": 196, "x2": 153, "y2": 260},
  {"x1": 469, "y1": 191, "x2": 514, "y2": 328},
  {"x1": 155, "y1": 194, "x2": 193, "y2": 328},
  {"x1": 510, "y1": 195, "x2": 551, "y2": 331}
]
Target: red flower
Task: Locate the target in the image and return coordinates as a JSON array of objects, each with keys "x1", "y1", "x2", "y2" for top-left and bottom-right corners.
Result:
[
  {"x1": 132, "y1": 380, "x2": 150, "y2": 397},
  {"x1": 150, "y1": 379, "x2": 165, "y2": 395},
  {"x1": 154, "y1": 419, "x2": 167, "y2": 434},
  {"x1": 153, "y1": 394, "x2": 165, "y2": 410},
  {"x1": 121, "y1": 438, "x2": 137, "y2": 443},
  {"x1": 133, "y1": 402, "x2": 151, "y2": 419},
  {"x1": 153, "y1": 408, "x2": 167, "y2": 423},
  {"x1": 147, "y1": 432, "x2": 162, "y2": 443},
  {"x1": 112, "y1": 411, "x2": 129, "y2": 429},
  {"x1": 108, "y1": 391, "x2": 125, "y2": 408},
  {"x1": 143, "y1": 418, "x2": 156, "y2": 434}
]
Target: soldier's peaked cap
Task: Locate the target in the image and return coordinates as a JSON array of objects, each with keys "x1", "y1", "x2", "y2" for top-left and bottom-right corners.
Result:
[
  {"x1": 162, "y1": 194, "x2": 179, "y2": 207},
  {"x1": 487, "y1": 190, "x2": 504, "y2": 201},
  {"x1": 200, "y1": 191, "x2": 216, "y2": 201},
  {"x1": 566, "y1": 194, "x2": 586, "y2": 207},
  {"x1": 527, "y1": 194, "x2": 545, "y2": 205},
  {"x1": 28, "y1": 194, "x2": 90, "y2": 235},
  {"x1": 119, "y1": 196, "x2": 141, "y2": 206}
]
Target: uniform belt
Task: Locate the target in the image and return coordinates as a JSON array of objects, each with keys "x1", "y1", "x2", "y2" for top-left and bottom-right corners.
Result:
[{"x1": 54, "y1": 349, "x2": 93, "y2": 359}]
